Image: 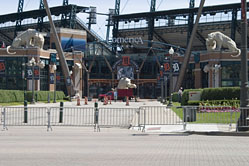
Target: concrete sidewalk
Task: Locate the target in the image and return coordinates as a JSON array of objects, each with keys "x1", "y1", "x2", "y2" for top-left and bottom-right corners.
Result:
[
  {"x1": 133, "y1": 123, "x2": 237, "y2": 132},
  {"x1": 1, "y1": 126, "x2": 249, "y2": 166}
]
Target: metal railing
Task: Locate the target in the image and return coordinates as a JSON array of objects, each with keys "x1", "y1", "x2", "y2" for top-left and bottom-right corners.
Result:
[
  {"x1": 98, "y1": 108, "x2": 138, "y2": 128},
  {"x1": 0, "y1": 106, "x2": 3, "y2": 127},
  {"x1": 136, "y1": 106, "x2": 241, "y2": 132},
  {"x1": 0, "y1": 105, "x2": 245, "y2": 132},
  {"x1": 237, "y1": 107, "x2": 249, "y2": 131},
  {"x1": 183, "y1": 106, "x2": 240, "y2": 123},
  {"x1": 49, "y1": 107, "x2": 95, "y2": 127},
  {"x1": 138, "y1": 106, "x2": 183, "y2": 131},
  {"x1": 76, "y1": 17, "x2": 105, "y2": 42},
  {"x1": 3, "y1": 107, "x2": 48, "y2": 127},
  {"x1": 181, "y1": 106, "x2": 240, "y2": 131}
]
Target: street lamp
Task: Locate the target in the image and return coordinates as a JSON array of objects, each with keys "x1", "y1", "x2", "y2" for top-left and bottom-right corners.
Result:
[
  {"x1": 168, "y1": 47, "x2": 174, "y2": 106},
  {"x1": 164, "y1": 75, "x2": 167, "y2": 104},
  {"x1": 27, "y1": 57, "x2": 45, "y2": 104},
  {"x1": 213, "y1": 64, "x2": 220, "y2": 88},
  {"x1": 22, "y1": 62, "x2": 26, "y2": 101},
  {"x1": 69, "y1": 70, "x2": 73, "y2": 102},
  {"x1": 160, "y1": 65, "x2": 164, "y2": 103},
  {"x1": 53, "y1": 64, "x2": 57, "y2": 103},
  {"x1": 238, "y1": 0, "x2": 248, "y2": 131}
]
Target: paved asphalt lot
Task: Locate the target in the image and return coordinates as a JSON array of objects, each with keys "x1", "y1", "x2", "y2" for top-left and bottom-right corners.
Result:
[{"x1": 1, "y1": 127, "x2": 249, "y2": 166}]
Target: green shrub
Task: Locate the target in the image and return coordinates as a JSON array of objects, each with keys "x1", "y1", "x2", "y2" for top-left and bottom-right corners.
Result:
[
  {"x1": 181, "y1": 90, "x2": 189, "y2": 106},
  {"x1": 172, "y1": 92, "x2": 179, "y2": 102},
  {"x1": 26, "y1": 91, "x2": 65, "y2": 102},
  {"x1": 181, "y1": 87, "x2": 240, "y2": 106},
  {"x1": 201, "y1": 87, "x2": 240, "y2": 100},
  {"x1": 187, "y1": 100, "x2": 201, "y2": 106},
  {"x1": 0, "y1": 90, "x2": 65, "y2": 103},
  {"x1": 0, "y1": 90, "x2": 24, "y2": 103}
]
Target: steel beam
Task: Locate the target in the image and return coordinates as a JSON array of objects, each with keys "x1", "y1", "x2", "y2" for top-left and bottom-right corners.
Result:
[
  {"x1": 69, "y1": 5, "x2": 77, "y2": 29},
  {"x1": 239, "y1": 0, "x2": 248, "y2": 108},
  {"x1": 0, "y1": 30, "x2": 12, "y2": 44},
  {"x1": 114, "y1": 2, "x2": 249, "y2": 21},
  {"x1": 61, "y1": 0, "x2": 69, "y2": 27},
  {"x1": 196, "y1": 31, "x2": 206, "y2": 46},
  {"x1": 153, "y1": 30, "x2": 169, "y2": 45},
  {"x1": 175, "y1": 0, "x2": 205, "y2": 91},
  {"x1": 238, "y1": 0, "x2": 249, "y2": 130},
  {"x1": 43, "y1": 0, "x2": 75, "y2": 96},
  {"x1": 112, "y1": 0, "x2": 120, "y2": 53},
  {"x1": 15, "y1": 0, "x2": 24, "y2": 37},
  {"x1": 148, "y1": 0, "x2": 156, "y2": 48},
  {"x1": 37, "y1": 0, "x2": 45, "y2": 32},
  {"x1": 187, "y1": 0, "x2": 195, "y2": 45},
  {"x1": 231, "y1": 8, "x2": 237, "y2": 40}
]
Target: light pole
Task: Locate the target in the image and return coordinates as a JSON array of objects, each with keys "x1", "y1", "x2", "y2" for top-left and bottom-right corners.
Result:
[
  {"x1": 213, "y1": 64, "x2": 220, "y2": 88},
  {"x1": 69, "y1": 70, "x2": 73, "y2": 102},
  {"x1": 164, "y1": 75, "x2": 167, "y2": 104},
  {"x1": 27, "y1": 57, "x2": 36, "y2": 104},
  {"x1": 238, "y1": 0, "x2": 248, "y2": 130},
  {"x1": 53, "y1": 64, "x2": 57, "y2": 103},
  {"x1": 22, "y1": 62, "x2": 26, "y2": 101},
  {"x1": 27, "y1": 57, "x2": 45, "y2": 104},
  {"x1": 160, "y1": 65, "x2": 164, "y2": 103},
  {"x1": 168, "y1": 47, "x2": 174, "y2": 106}
]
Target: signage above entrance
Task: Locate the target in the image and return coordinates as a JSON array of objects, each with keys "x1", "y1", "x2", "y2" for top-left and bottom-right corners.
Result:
[{"x1": 112, "y1": 37, "x2": 143, "y2": 45}]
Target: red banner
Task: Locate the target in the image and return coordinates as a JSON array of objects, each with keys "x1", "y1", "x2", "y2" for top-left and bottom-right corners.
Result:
[{"x1": 0, "y1": 60, "x2": 5, "y2": 75}]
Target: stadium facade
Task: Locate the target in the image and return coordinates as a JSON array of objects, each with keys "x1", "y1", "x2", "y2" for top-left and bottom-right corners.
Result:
[{"x1": 0, "y1": 1, "x2": 248, "y2": 99}]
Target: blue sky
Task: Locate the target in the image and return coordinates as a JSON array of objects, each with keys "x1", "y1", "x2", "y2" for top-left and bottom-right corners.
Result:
[{"x1": 0, "y1": 0, "x2": 241, "y2": 38}]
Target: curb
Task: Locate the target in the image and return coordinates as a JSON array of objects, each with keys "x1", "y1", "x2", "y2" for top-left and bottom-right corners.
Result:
[
  {"x1": 186, "y1": 131, "x2": 249, "y2": 136},
  {"x1": 132, "y1": 131, "x2": 249, "y2": 137}
]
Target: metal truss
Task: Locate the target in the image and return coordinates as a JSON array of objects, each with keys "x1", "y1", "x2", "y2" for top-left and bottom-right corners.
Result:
[
  {"x1": 37, "y1": 0, "x2": 45, "y2": 32},
  {"x1": 15, "y1": 0, "x2": 24, "y2": 37}
]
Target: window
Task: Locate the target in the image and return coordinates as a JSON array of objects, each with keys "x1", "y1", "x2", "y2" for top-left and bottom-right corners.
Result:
[
  {"x1": 221, "y1": 61, "x2": 240, "y2": 87},
  {"x1": 0, "y1": 77, "x2": 6, "y2": 89},
  {"x1": 201, "y1": 62, "x2": 208, "y2": 88},
  {"x1": 0, "y1": 57, "x2": 27, "y2": 90}
]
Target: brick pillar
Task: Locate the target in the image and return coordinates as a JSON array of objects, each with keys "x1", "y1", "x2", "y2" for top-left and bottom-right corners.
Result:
[
  {"x1": 209, "y1": 68, "x2": 213, "y2": 88},
  {"x1": 49, "y1": 64, "x2": 55, "y2": 91},
  {"x1": 73, "y1": 53, "x2": 83, "y2": 97},
  {"x1": 194, "y1": 63, "x2": 202, "y2": 89}
]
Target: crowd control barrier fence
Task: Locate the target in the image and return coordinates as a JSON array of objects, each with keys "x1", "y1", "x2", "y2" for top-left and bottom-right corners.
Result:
[{"x1": 0, "y1": 105, "x2": 244, "y2": 132}]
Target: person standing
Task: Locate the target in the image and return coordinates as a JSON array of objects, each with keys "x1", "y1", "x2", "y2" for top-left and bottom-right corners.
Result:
[
  {"x1": 178, "y1": 87, "x2": 183, "y2": 103},
  {"x1": 114, "y1": 88, "x2": 118, "y2": 102}
]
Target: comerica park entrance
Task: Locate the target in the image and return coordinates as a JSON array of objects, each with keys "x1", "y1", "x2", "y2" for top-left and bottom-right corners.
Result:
[{"x1": 84, "y1": 41, "x2": 188, "y2": 99}]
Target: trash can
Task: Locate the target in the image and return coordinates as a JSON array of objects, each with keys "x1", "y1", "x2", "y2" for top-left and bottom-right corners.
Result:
[{"x1": 183, "y1": 107, "x2": 197, "y2": 122}]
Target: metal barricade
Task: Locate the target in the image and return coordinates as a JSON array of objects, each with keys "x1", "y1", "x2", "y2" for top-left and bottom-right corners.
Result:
[
  {"x1": 1, "y1": 106, "x2": 6, "y2": 130},
  {"x1": 49, "y1": 107, "x2": 95, "y2": 127},
  {"x1": 139, "y1": 106, "x2": 184, "y2": 131},
  {"x1": 0, "y1": 105, "x2": 241, "y2": 133},
  {"x1": 3, "y1": 107, "x2": 48, "y2": 128},
  {"x1": 237, "y1": 107, "x2": 249, "y2": 131},
  {"x1": 183, "y1": 106, "x2": 240, "y2": 131},
  {"x1": 98, "y1": 108, "x2": 138, "y2": 128},
  {"x1": 0, "y1": 106, "x2": 2, "y2": 125}
]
